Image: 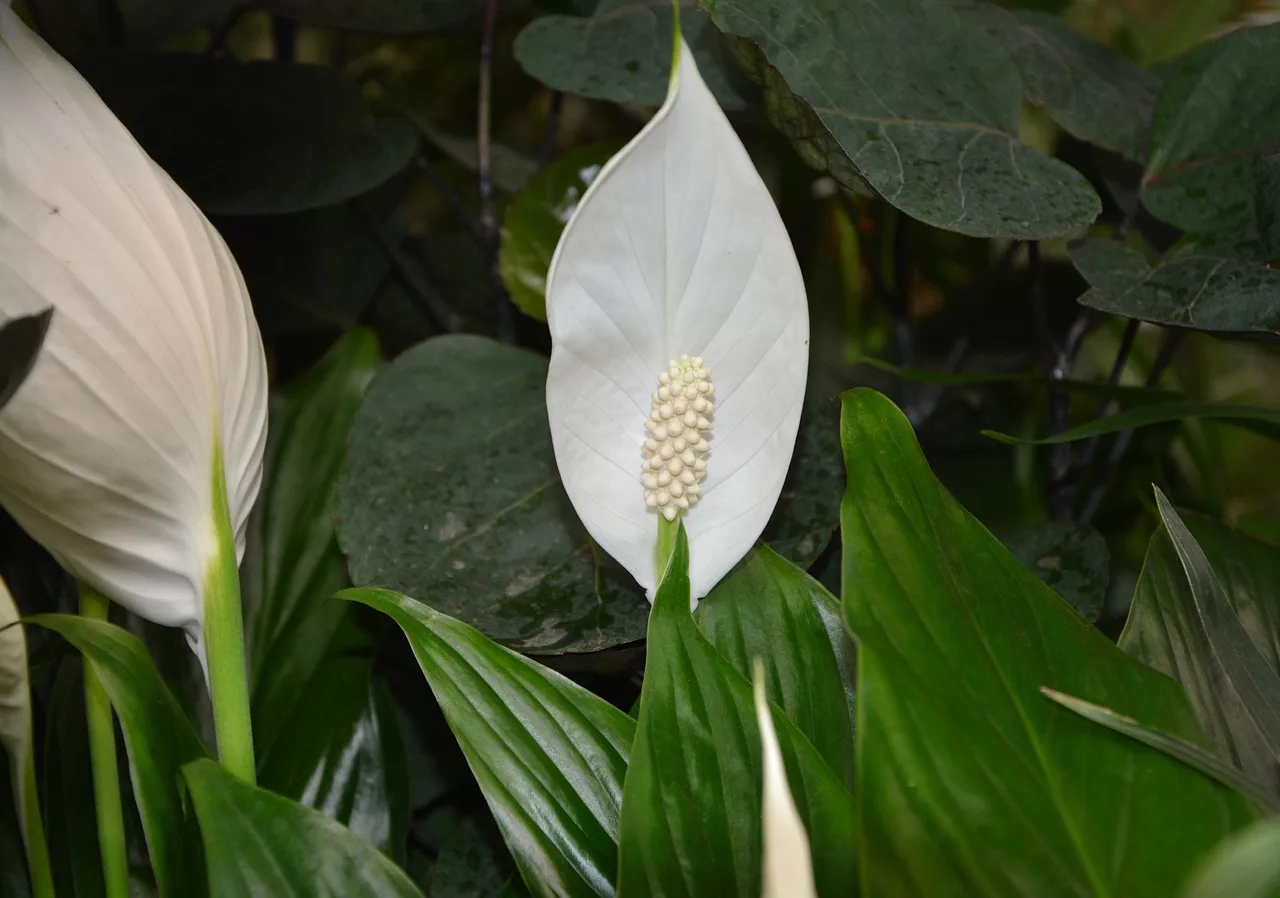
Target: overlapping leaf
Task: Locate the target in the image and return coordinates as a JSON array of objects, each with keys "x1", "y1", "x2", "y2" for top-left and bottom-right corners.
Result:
[{"x1": 1002, "y1": 521, "x2": 1110, "y2": 622}]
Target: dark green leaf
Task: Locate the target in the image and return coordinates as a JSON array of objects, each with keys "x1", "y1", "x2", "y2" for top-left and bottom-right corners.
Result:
[
  {"x1": 1003, "y1": 521, "x2": 1110, "y2": 621},
  {"x1": 1120, "y1": 503, "x2": 1280, "y2": 795},
  {"x1": 1257, "y1": 154, "x2": 1280, "y2": 259},
  {"x1": 0, "y1": 309, "x2": 51, "y2": 414},
  {"x1": 760, "y1": 399, "x2": 843, "y2": 569},
  {"x1": 416, "y1": 122, "x2": 538, "y2": 194},
  {"x1": 1142, "y1": 24, "x2": 1280, "y2": 239},
  {"x1": 840, "y1": 388, "x2": 1254, "y2": 897},
  {"x1": 84, "y1": 55, "x2": 417, "y2": 216},
  {"x1": 1041, "y1": 689, "x2": 1280, "y2": 814},
  {"x1": 182, "y1": 758, "x2": 423, "y2": 898},
  {"x1": 1180, "y1": 816, "x2": 1280, "y2": 898},
  {"x1": 341, "y1": 587, "x2": 634, "y2": 898},
  {"x1": 617, "y1": 524, "x2": 857, "y2": 898},
  {"x1": 428, "y1": 818, "x2": 528, "y2": 898},
  {"x1": 696, "y1": 544, "x2": 856, "y2": 789},
  {"x1": 968, "y1": 7, "x2": 1159, "y2": 162},
  {"x1": 1069, "y1": 237, "x2": 1280, "y2": 332},
  {"x1": 0, "y1": 745, "x2": 29, "y2": 898},
  {"x1": 27, "y1": 616, "x2": 208, "y2": 898},
  {"x1": 983, "y1": 400, "x2": 1280, "y2": 445},
  {"x1": 337, "y1": 335, "x2": 652, "y2": 654},
  {"x1": 256, "y1": 0, "x2": 477, "y2": 33},
  {"x1": 514, "y1": 2, "x2": 746, "y2": 109},
  {"x1": 704, "y1": 0, "x2": 1100, "y2": 238},
  {"x1": 34, "y1": 0, "x2": 232, "y2": 56},
  {"x1": 499, "y1": 144, "x2": 620, "y2": 322}
]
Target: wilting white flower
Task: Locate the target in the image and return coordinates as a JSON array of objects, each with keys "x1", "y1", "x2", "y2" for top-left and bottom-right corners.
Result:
[
  {"x1": 545, "y1": 36, "x2": 808, "y2": 601},
  {"x1": 754, "y1": 664, "x2": 817, "y2": 898},
  {"x1": 0, "y1": 6, "x2": 267, "y2": 653}
]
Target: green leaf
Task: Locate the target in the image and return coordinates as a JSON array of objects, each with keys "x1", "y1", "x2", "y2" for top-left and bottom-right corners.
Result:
[
  {"x1": 0, "y1": 309, "x2": 51, "y2": 414},
  {"x1": 1041, "y1": 689, "x2": 1280, "y2": 814},
  {"x1": 0, "y1": 746, "x2": 29, "y2": 898},
  {"x1": 1180, "y1": 816, "x2": 1280, "y2": 898},
  {"x1": 759, "y1": 400, "x2": 843, "y2": 569},
  {"x1": 182, "y1": 758, "x2": 423, "y2": 897},
  {"x1": 415, "y1": 122, "x2": 538, "y2": 194},
  {"x1": 1257, "y1": 154, "x2": 1280, "y2": 259},
  {"x1": 499, "y1": 144, "x2": 620, "y2": 322},
  {"x1": 617, "y1": 524, "x2": 857, "y2": 898},
  {"x1": 1120, "y1": 502, "x2": 1280, "y2": 795},
  {"x1": 982, "y1": 400, "x2": 1280, "y2": 445},
  {"x1": 428, "y1": 818, "x2": 529, "y2": 898},
  {"x1": 26, "y1": 615, "x2": 208, "y2": 898},
  {"x1": 337, "y1": 334, "x2": 652, "y2": 654},
  {"x1": 340, "y1": 587, "x2": 634, "y2": 898},
  {"x1": 84, "y1": 55, "x2": 417, "y2": 216},
  {"x1": 840, "y1": 388, "x2": 1254, "y2": 897},
  {"x1": 255, "y1": 0, "x2": 477, "y2": 32},
  {"x1": 514, "y1": 1, "x2": 747, "y2": 110},
  {"x1": 1003, "y1": 521, "x2": 1110, "y2": 622},
  {"x1": 704, "y1": 0, "x2": 1100, "y2": 239},
  {"x1": 967, "y1": 7, "x2": 1160, "y2": 162},
  {"x1": 1069, "y1": 237, "x2": 1280, "y2": 332},
  {"x1": 696, "y1": 544, "x2": 857, "y2": 790},
  {"x1": 1142, "y1": 24, "x2": 1280, "y2": 240}
]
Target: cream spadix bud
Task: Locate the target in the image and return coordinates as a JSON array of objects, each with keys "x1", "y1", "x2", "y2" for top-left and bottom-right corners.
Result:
[
  {"x1": 0, "y1": 7, "x2": 268, "y2": 653},
  {"x1": 642, "y1": 355, "x2": 712, "y2": 522}
]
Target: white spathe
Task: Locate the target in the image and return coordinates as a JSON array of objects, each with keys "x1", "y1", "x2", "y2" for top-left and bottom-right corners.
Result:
[
  {"x1": 0, "y1": 6, "x2": 267, "y2": 649},
  {"x1": 545, "y1": 37, "x2": 808, "y2": 601},
  {"x1": 754, "y1": 667, "x2": 817, "y2": 898}
]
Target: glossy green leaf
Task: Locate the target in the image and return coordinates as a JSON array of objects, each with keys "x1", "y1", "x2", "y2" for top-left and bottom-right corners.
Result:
[
  {"x1": 256, "y1": 0, "x2": 476, "y2": 32},
  {"x1": 704, "y1": 0, "x2": 1100, "y2": 239},
  {"x1": 1069, "y1": 237, "x2": 1280, "y2": 332},
  {"x1": 968, "y1": 6, "x2": 1159, "y2": 162},
  {"x1": 840, "y1": 388, "x2": 1254, "y2": 898},
  {"x1": 499, "y1": 144, "x2": 619, "y2": 322},
  {"x1": 337, "y1": 334, "x2": 652, "y2": 653},
  {"x1": 514, "y1": 1, "x2": 746, "y2": 109},
  {"x1": 182, "y1": 758, "x2": 423, "y2": 898},
  {"x1": 0, "y1": 310, "x2": 51, "y2": 414},
  {"x1": 1041, "y1": 689, "x2": 1280, "y2": 814},
  {"x1": 982, "y1": 400, "x2": 1280, "y2": 445},
  {"x1": 1003, "y1": 521, "x2": 1110, "y2": 622},
  {"x1": 341, "y1": 586, "x2": 634, "y2": 898},
  {"x1": 1180, "y1": 816, "x2": 1280, "y2": 898},
  {"x1": 617, "y1": 524, "x2": 857, "y2": 898},
  {"x1": 84, "y1": 55, "x2": 417, "y2": 216},
  {"x1": 696, "y1": 544, "x2": 856, "y2": 789},
  {"x1": 1142, "y1": 23, "x2": 1280, "y2": 240},
  {"x1": 27, "y1": 615, "x2": 208, "y2": 898},
  {"x1": 1120, "y1": 502, "x2": 1280, "y2": 794}
]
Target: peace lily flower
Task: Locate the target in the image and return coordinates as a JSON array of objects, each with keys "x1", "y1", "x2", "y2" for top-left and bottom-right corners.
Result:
[
  {"x1": 0, "y1": 4, "x2": 267, "y2": 662},
  {"x1": 545, "y1": 33, "x2": 808, "y2": 601},
  {"x1": 754, "y1": 664, "x2": 817, "y2": 898}
]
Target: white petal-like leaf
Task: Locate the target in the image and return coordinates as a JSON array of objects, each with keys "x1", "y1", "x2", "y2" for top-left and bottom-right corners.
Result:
[
  {"x1": 545, "y1": 35, "x2": 808, "y2": 600},
  {"x1": 754, "y1": 663, "x2": 817, "y2": 898},
  {"x1": 0, "y1": 8, "x2": 268, "y2": 645}
]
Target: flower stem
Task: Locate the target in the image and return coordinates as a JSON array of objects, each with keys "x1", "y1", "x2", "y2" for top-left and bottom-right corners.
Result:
[
  {"x1": 204, "y1": 443, "x2": 256, "y2": 784},
  {"x1": 21, "y1": 738, "x2": 54, "y2": 898},
  {"x1": 654, "y1": 514, "x2": 679, "y2": 586},
  {"x1": 79, "y1": 585, "x2": 130, "y2": 898}
]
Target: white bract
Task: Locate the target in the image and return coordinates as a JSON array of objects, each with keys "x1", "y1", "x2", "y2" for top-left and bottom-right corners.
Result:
[
  {"x1": 754, "y1": 665, "x2": 817, "y2": 898},
  {"x1": 0, "y1": 6, "x2": 267, "y2": 654},
  {"x1": 545, "y1": 36, "x2": 808, "y2": 601}
]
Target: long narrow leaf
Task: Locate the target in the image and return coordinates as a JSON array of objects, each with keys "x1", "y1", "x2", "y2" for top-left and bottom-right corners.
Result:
[{"x1": 983, "y1": 401, "x2": 1280, "y2": 445}]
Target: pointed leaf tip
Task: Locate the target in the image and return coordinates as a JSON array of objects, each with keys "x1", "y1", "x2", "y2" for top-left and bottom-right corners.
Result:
[{"x1": 754, "y1": 661, "x2": 817, "y2": 898}]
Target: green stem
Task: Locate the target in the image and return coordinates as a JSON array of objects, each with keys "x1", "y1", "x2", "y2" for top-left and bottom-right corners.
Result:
[
  {"x1": 654, "y1": 514, "x2": 680, "y2": 587},
  {"x1": 80, "y1": 585, "x2": 130, "y2": 898},
  {"x1": 21, "y1": 735, "x2": 54, "y2": 898},
  {"x1": 204, "y1": 442, "x2": 256, "y2": 783}
]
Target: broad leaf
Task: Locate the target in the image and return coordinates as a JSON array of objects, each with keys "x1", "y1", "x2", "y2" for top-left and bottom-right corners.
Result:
[
  {"x1": 1120, "y1": 505, "x2": 1280, "y2": 795},
  {"x1": 341, "y1": 587, "x2": 633, "y2": 898},
  {"x1": 1142, "y1": 23, "x2": 1280, "y2": 240},
  {"x1": 337, "y1": 335, "x2": 652, "y2": 653},
  {"x1": 85, "y1": 55, "x2": 417, "y2": 215},
  {"x1": 841, "y1": 388, "x2": 1254, "y2": 897},
  {"x1": 0, "y1": 310, "x2": 51, "y2": 414},
  {"x1": 256, "y1": 0, "x2": 477, "y2": 32},
  {"x1": 1069, "y1": 237, "x2": 1280, "y2": 332},
  {"x1": 1002, "y1": 521, "x2": 1110, "y2": 622},
  {"x1": 696, "y1": 544, "x2": 856, "y2": 789},
  {"x1": 182, "y1": 758, "x2": 423, "y2": 898},
  {"x1": 1180, "y1": 816, "x2": 1280, "y2": 898},
  {"x1": 983, "y1": 400, "x2": 1280, "y2": 445},
  {"x1": 704, "y1": 0, "x2": 1101, "y2": 238},
  {"x1": 27, "y1": 615, "x2": 208, "y2": 898},
  {"x1": 969, "y1": 6, "x2": 1159, "y2": 162},
  {"x1": 617, "y1": 524, "x2": 857, "y2": 898},
  {"x1": 499, "y1": 144, "x2": 619, "y2": 322},
  {"x1": 514, "y1": 1, "x2": 746, "y2": 109}
]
